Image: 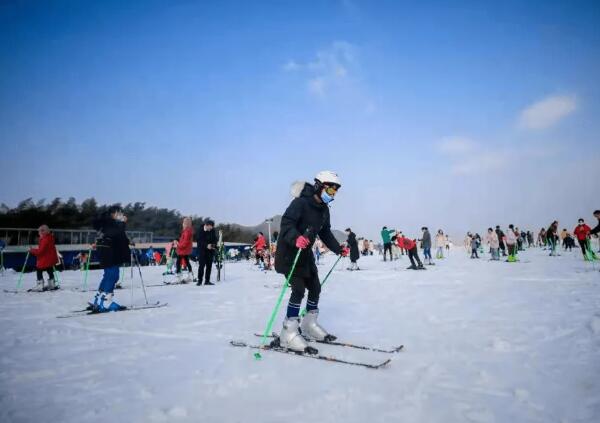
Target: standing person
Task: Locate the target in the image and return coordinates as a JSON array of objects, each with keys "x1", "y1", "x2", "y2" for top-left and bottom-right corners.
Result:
[
  {"x1": 313, "y1": 239, "x2": 322, "y2": 265},
  {"x1": 470, "y1": 235, "x2": 479, "y2": 259},
  {"x1": 396, "y1": 233, "x2": 424, "y2": 270},
  {"x1": 176, "y1": 217, "x2": 194, "y2": 283},
  {"x1": 421, "y1": 227, "x2": 433, "y2": 265},
  {"x1": 547, "y1": 221, "x2": 559, "y2": 256},
  {"x1": 345, "y1": 228, "x2": 360, "y2": 270},
  {"x1": 274, "y1": 171, "x2": 349, "y2": 353},
  {"x1": 29, "y1": 225, "x2": 59, "y2": 292},
  {"x1": 505, "y1": 224, "x2": 518, "y2": 261},
  {"x1": 486, "y1": 227, "x2": 500, "y2": 260},
  {"x1": 435, "y1": 230, "x2": 445, "y2": 259},
  {"x1": 495, "y1": 226, "x2": 507, "y2": 256},
  {"x1": 88, "y1": 206, "x2": 130, "y2": 312},
  {"x1": 380, "y1": 226, "x2": 394, "y2": 261},
  {"x1": 197, "y1": 219, "x2": 217, "y2": 285},
  {"x1": 252, "y1": 232, "x2": 267, "y2": 267},
  {"x1": 574, "y1": 219, "x2": 592, "y2": 259},
  {"x1": 368, "y1": 240, "x2": 375, "y2": 256}
]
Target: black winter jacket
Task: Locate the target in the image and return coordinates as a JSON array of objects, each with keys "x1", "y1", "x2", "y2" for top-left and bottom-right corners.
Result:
[
  {"x1": 197, "y1": 228, "x2": 217, "y2": 259},
  {"x1": 275, "y1": 182, "x2": 341, "y2": 277},
  {"x1": 346, "y1": 231, "x2": 359, "y2": 262},
  {"x1": 93, "y1": 215, "x2": 130, "y2": 268}
]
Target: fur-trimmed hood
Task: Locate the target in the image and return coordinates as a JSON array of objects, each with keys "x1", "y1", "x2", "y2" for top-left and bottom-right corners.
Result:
[{"x1": 290, "y1": 181, "x2": 315, "y2": 198}]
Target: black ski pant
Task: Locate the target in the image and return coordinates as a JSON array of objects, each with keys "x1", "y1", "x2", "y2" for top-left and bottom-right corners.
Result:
[
  {"x1": 383, "y1": 242, "x2": 392, "y2": 261},
  {"x1": 176, "y1": 255, "x2": 192, "y2": 274},
  {"x1": 499, "y1": 242, "x2": 506, "y2": 255},
  {"x1": 578, "y1": 239, "x2": 588, "y2": 257},
  {"x1": 36, "y1": 267, "x2": 54, "y2": 281},
  {"x1": 286, "y1": 272, "x2": 320, "y2": 318},
  {"x1": 198, "y1": 254, "x2": 213, "y2": 283},
  {"x1": 408, "y1": 247, "x2": 422, "y2": 267}
]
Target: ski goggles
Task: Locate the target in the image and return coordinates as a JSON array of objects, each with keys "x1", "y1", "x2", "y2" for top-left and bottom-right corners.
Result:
[{"x1": 324, "y1": 185, "x2": 339, "y2": 195}]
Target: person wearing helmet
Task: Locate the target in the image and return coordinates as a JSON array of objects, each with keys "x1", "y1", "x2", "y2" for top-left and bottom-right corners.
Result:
[{"x1": 274, "y1": 171, "x2": 350, "y2": 354}]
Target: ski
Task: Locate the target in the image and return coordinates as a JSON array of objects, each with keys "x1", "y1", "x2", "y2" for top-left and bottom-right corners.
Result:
[
  {"x1": 254, "y1": 333, "x2": 403, "y2": 354},
  {"x1": 230, "y1": 340, "x2": 392, "y2": 369},
  {"x1": 57, "y1": 301, "x2": 167, "y2": 318},
  {"x1": 4, "y1": 287, "x2": 61, "y2": 294}
]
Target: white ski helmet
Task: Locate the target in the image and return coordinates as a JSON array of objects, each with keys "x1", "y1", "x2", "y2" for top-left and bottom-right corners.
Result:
[{"x1": 315, "y1": 170, "x2": 341, "y2": 188}]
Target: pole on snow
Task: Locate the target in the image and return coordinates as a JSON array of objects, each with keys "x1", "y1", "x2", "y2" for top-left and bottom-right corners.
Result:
[
  {"x1": 53, "y1": 266, "x2": 61, "y2": 287},
  {"x1": 255, "y1": 248, "x2": 302, "y2": 360},
  {"x1": 16, "y1": 251, "x2": 30, "y2": 290},
  {"x1": 82, "y1": 248, "x2": 92, "y2": 290},
  {"x1": 299, "y1": 254, "x2": 343, "y2": 317},
  {"x1": 132, "y1": 249, "x2": 149, "y2": 305}
]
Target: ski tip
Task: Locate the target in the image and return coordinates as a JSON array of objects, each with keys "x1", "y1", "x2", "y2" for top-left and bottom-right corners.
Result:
[{"x1": 395, "y1": 345, "x2": 404, "y2": 353}]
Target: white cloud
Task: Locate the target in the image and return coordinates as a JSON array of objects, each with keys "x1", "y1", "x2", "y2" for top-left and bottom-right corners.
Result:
[
  {"x1": 451, "y1": 151, "x2": 511, "y2": 175},
  {"x1": 518, "y1": 95, "x2": 577, "y2": 130},
  {"x1": 284, "y1": 41, "x2": 356, "y2": 97},
  {"x1": 437, "y1": 136, "x2": 476, "y2": 155}
]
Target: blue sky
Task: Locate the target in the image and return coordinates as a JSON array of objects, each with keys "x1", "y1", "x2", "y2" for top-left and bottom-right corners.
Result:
[{"x1": 1, "y1": 0, "x2": 599, "y2": 239}]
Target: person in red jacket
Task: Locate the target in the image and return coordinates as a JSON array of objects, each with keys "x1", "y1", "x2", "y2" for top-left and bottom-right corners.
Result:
[
  {"x1": 574, "y1": 218, "x2": 592, "y2": 259},
  {"x1": 252, "y1": 232, "x2": 267, "y2": 267},
  {"x1": 29, "y1": 225, "x2": 59, "y2": 291},
  {"x1": 176, "y1": 217, "x2": 194, "y2": 282},
  {"x1": 396, "y1": 233, "x2": 425, "y2": 270}
]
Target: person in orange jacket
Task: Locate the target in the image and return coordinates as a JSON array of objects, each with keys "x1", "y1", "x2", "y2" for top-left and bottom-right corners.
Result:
[
  {"x1": 176, "y1": 217, "x2": 194, "y2": 282},
  {"x1": 29, "y1": 225, "x2": 59, "y2": 291},
  {"x1": 396, "y1": 233, "x2": 425, "y2": 270},
  {"x1": 252, "y1": 232, "x2": 267, "y2": 267}
]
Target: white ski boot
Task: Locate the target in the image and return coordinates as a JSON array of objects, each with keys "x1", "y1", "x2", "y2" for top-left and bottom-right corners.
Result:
[
  {"x1": 278, "y1": 317, "x2": 314, "y2": 353},
  {"x1": 300, "y1": 310, "x2": 336, "y2": 342},
  {"x1": 184, "y1": 272, "x2": 193, "y2": 283},
  {"x1": 31, "y1": 279, "x2": 45, "y2": 292},
  {"x1": 175, "y1": 273, "x2": 183, "y2": 284},
  {"x1": 47, "y1": 278, "x2": 57, "y2": 290}
]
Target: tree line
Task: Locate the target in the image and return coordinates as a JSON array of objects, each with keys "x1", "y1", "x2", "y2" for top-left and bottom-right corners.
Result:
[{"x1": 0, "y1": 198, "x2": 256, "y2": 243}]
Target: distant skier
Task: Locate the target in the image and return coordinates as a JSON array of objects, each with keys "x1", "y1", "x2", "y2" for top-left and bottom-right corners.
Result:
[
  {"x1": 421, "y1": 227, "x2": 433, "y2": 265},
  {"x1": 470, "y1": 234, "x2": 479, "y2": 259},
  {"x1": 486, "y1": 227, "x2": 500, "y2": 260},
  {"x1": 505, "y1": 224, "x2": 518, "y2": 261},
  {"x1": 29, "y1": 225, "x2": 59, "y2": 291},
  {"x1": 274, "y1": 171, "x2": 349, "y2": 354},
  {"x1": 252, "y1": 232, "x2": 267, "y2": 267},
  {"x1": 435, "y1": 229, "x2": 445, "y2": 259},
  {"x1": 573, "y1": 219, "x2": 591, "y2": 259},
  {"x1": 381, "y1": 226, "x2": 394, "y2": 261},
  {"x1": 495, "y1": 226, "x2": 507, "y2": 256},
  {"x1": 196, "y1": 219, "x2": 217, "y2": 285},
  {"x1": 546, "y1": 221, "x2": 559, "y2": 256},
  {"x1": 88, "y1": 206, "x2": 130, "y2": 312},
  {"x1": 175, "y1": 217, "x2": 194, "y2": 282},
  {"x1": 345, "y1": 228, "x2": 360, "y2": 270},
  {"x1": 396, "y1": 233, "x2": 424, "y2": 270}
]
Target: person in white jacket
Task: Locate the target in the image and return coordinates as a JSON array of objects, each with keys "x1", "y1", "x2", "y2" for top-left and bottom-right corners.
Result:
[
  {"x1": 435, "y1": 230, "x2": 446, "y2": 259},
  {"x1": 504, "y1": 224, "x2": 518, "y2": 259},
  {"x1": 486, "y1": 227, "x2": 500, "y2": 260}
]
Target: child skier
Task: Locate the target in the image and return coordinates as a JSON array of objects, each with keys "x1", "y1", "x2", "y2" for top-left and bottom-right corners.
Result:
[
  {"x1": 29, "y1": 225, "x2": 59, "y2": 291},
  {"x1": 274, "y1": 171, "x2": 349, "y2": 354}
]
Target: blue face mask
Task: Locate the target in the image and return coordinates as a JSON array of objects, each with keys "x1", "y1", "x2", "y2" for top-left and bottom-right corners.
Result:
[{"x1": 321, "y1": 190, "x2": 334, "y2": 204}]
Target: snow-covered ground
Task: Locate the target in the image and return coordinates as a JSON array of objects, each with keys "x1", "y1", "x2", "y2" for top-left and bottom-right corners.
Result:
[{"x1": 1, "y1": 247, "x2": 599, "y2": 423}]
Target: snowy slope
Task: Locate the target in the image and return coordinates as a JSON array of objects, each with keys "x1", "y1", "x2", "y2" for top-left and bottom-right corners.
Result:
[{"x1": 1, "y1": 247, "x2": 599, "y2": 423}]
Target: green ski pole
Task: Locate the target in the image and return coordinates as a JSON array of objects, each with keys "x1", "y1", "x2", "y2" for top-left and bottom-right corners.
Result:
[
  {"x1": 82, "y1": 248, "x2": 92, "y2": 290},
  {"x1": 255, "y1": 247, "x2": 303, "y2": 360},
  {"x1": 16, "y1": 251, "x2": 30, "y2": 289},
  {"x1": 300, "y1": 255, "x2": 343, "y2": 317}
]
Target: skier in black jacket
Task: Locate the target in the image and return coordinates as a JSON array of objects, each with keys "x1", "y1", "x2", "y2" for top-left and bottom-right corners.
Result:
[
  {"x1": 196, "y1": 219, "x2": 217, "y2": 286},
  {"x1": 274, "y1": 171, "x2": 349, "y2": 353},
  {"x1": 88, "y1": 206, "x2": 130, "y2": 312},
  {"x1": 495, "y1": 226, "x2": 506, "y2": 256},
  {"x1": 345, "y1": 228, "x2": 360, "y2": 270}
]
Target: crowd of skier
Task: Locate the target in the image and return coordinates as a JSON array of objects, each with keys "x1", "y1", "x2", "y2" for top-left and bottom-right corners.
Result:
[{"x1": 6, "y1": 170, "x2": 600, "y2": 355}]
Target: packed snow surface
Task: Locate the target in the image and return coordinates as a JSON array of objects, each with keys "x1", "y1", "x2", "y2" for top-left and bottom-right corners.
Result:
[{"x1": 1, "y1": 248, "x2": 599, "y2": 422}]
